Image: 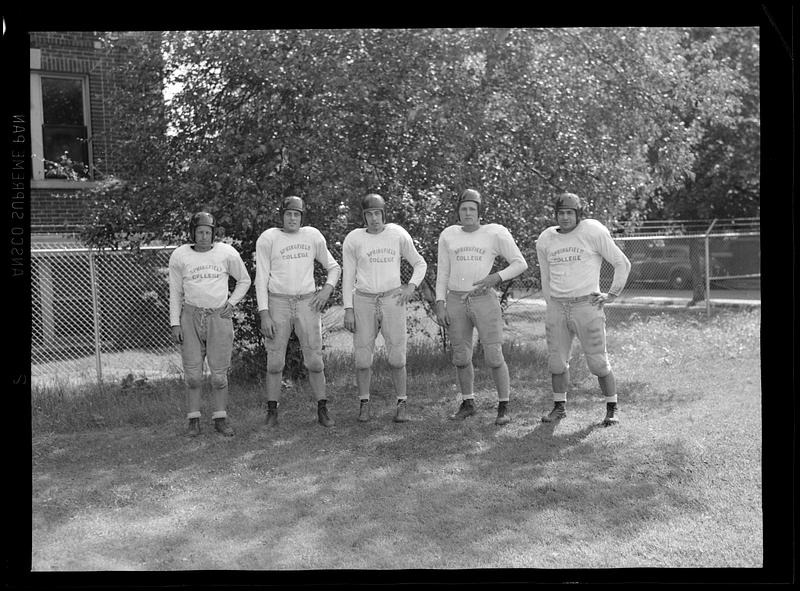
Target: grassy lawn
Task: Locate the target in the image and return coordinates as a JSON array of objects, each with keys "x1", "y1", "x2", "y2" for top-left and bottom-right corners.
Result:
[{"x1": 29, "y1": 308, "x2": 763, "y2": 578}]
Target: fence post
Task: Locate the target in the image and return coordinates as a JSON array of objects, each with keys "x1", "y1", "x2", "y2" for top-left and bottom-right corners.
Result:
[
  {"x1": 704, "y1": 219, "x2": 717, "y2": 317},
  {"x1": 88, "y1": 251, "x2": 103, "y2": 383}
]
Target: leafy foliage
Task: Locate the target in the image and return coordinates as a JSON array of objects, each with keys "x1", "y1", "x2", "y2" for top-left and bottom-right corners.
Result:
[{"x1": 79, "y1": 28, "x2": 759, "y2": 374}]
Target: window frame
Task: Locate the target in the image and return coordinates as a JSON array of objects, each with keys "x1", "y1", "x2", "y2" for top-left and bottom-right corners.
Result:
[{"x1": 30, "y1": 69, "x2": 96, "y2": 187}]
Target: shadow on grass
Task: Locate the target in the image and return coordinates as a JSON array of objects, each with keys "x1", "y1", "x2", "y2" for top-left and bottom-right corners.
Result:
[
  {"x1": 33, "y1": 379, "x2": 709, "y2": 570},
  {"x1": 32, "y1": 344, "x2": 726, "y2": 569},
  {"x1": 565, "y1": 377, "x2": 703, "y2": 413},
  {"x1": 32, "y1": 310, "x2": 761, "y2": 569}
]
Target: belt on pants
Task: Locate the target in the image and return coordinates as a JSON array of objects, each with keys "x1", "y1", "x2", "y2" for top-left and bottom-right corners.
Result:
[
  {"x1": 269, "y1": 291, "x2": 316, "y2": 317},
  {"x1": 355, "y1": 288, "x2": 400, "y2": 298},
  {"x1": 184, "y1": 303, "x2": 225, "y2": 316},
  {"x1": 552, "y1": 294, "x2": 594, "y2": 303},
  {"x1": 447, "y1": 289, "x2": 495, "y2": 298},
  {"x1": 183, "y1": 303, "x2": 225, "y2": 333},
  {"x1": 269, "y1": 291, "x2": 315, "y2": 301}
]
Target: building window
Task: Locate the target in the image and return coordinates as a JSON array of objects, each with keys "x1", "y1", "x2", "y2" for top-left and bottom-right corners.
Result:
[{"x1": 30, "y1": 72, "x2": 93, "y2": 182}]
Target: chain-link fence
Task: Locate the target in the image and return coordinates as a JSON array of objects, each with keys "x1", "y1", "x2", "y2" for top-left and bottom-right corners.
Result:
[
  {"x1": 32, "y1": 244, "x2": 182, "y2": 388},
  {"x1": 605, "y1": 232, "x2": 760, "y2": 292},
  {"x1": 502, "y1": 219, "x2": 761, "y2": 302},
  {"x1": 31, "y1": 220, "x2": 759, "y2": 388}
]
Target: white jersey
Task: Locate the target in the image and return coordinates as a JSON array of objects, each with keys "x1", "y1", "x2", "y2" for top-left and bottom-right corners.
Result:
[
  {"x1": 536, "y1": 218, "x2": 630, "y2": 299},
  {"x1": 341, "y1": 223, "x2": 428, "y2": 308},
  {"x1": 435, "y1": 223, "x2": 528, "y2": 301},
  {"x1": 168, "y1": 242, "x2": 252, "y2": 326},
  {"x1": 254, "y1": 226, "x2": 341, "y2": 311}
]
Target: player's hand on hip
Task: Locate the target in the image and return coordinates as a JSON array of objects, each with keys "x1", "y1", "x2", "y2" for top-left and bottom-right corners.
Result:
[
  {"x1": 343, "y1": 308, "x2": 355, "y2": 333},
  {"x1": 219, "y1": 301, "x2": 235, "y2": 319},
  {"x1": 311, "y1": 284, "x2": 333, "y2": 312},
  {"x1": 171, "y1": 325, "x2": 183, "y2": 344},
  {"x1": 434, "y1": 301, "x2": 449, "y2": 327},
  {"x1": 394, "y1": 284, "x2": 415, "y2": 305},
  {"x1": 590, "y1": 291, "x2": 616, "y2": 308},
  {"x1": 471, "y1": 272, "x2": 500, "y2": 296}
]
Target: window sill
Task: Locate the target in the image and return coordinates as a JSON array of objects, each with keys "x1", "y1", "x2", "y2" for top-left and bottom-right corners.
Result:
[{"x1": 31, "y1": 180, "x2": 100, "y2": 190}]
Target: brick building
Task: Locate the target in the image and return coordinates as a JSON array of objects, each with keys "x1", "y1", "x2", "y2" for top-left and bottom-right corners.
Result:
[
  {"x1": 28, "y1": 32, "x2": 168, "y2": 369},
  {"x1": 29, "y1": 31, "x2": 162, "y2": 241}
]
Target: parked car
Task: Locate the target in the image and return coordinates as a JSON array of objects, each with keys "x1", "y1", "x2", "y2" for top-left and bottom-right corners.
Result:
[{"x1": 625, "y1": 244, "x2": 727, "y2": 290}]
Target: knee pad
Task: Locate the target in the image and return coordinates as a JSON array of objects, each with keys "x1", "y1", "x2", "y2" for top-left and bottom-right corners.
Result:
[
  {"x1": 184, "y1": 370, "x2": 203, "y2": 390},
  {"x1": 266, "y1": 354, "x2": 285, "y2": 375},
  {"x1": 303, "y1": 351, "x2": 324, "y2": 373},
  {"x1": 483, "y1": 343, "x2": 505, "y2": 368},
  {"x1": 451, "y1": 343, "x2": 472, "y2": 367},
  {"x1": 586, "y1": 353, "x2": 611, "y2": 377},
  {"x1": 354, "y1": 348, "x2": 373, "y2": 370},
  {"x1": 387, "y1": 350, "x2": 406, "y2": 370},
  {"x1": 210, "y1": 371, "x2": 228, "y2": 390},
  {"x1": 548, "y1": 356, "x2": 569, "y2": 375}
]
